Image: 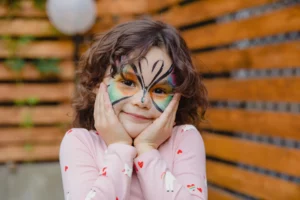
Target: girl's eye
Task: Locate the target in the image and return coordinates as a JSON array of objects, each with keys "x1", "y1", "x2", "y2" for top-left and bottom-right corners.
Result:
[
  {"x1": 121, "y1": 79, "x2": 135, "y2": 87},
  {"x1": 154, "y1": 88, "x2": 166, "y2": 94}
]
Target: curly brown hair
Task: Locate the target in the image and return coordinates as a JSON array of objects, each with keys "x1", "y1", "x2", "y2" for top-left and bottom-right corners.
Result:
[{"x1": 72, "y1": 18, "x2": 208, "y2": 130}]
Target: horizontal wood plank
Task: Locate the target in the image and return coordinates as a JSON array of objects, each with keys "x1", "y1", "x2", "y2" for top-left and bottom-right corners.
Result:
[
  {"x1": 0, "y1": 127, "x2": 67, "y2": 144},
  {"x1": 203, "y1": 132, "x2": 300, "y2": 176},
  {"x1": 0, "y1": 105, "x2": 73, "y2": 125},
  {"x1": 194, "y1": 41, "x2": 300, "y2": 73},
  {"x1": 207, "y1": 160, "x2": 300, "y2": 200},
  {"x1": 0, "y1": 60, "x2": 75, "y2": 80},
  {"x1": 0, "y1": 17, "x2": 135, "y2": 36},
  {"x1": 0, "y1": 19, "x2": 61, "y2": 37},
  {"x1": 0, "y1": 40, "x2": 73, "y2": 58},
  {"x1": 201, "y1": 108, "x2": 300, "y2": 140},
  {"x1": 0, "y1": 144, "x2": 60, "y2": 162},
  {"x1": 154, "y1": 0, "x2": 276, "y2": 27},
  {"x1": 182, "y1": 5, "x2": 300, "y2": 49},
  {"x1": 204, "y1": 77, "x2": 300, "y2": 102},
  {"x1": 89, "y1": 15, "x2": 135, "y2": 34},
  {"x1": 0, "y1": 1, "x2": 46, "y2": 17},
  {"x1": 208, "y1": 186, "x2": 240, "y2": 200},
  {"x1": 0, "y1": 82, "x2": 74, "y2": 102},
  {"x1": 0, "y1": 0, "x2": 181, "y2": 17},
  {"x1": 97, "y1": 0, "x2": 180, "y2": 15}
]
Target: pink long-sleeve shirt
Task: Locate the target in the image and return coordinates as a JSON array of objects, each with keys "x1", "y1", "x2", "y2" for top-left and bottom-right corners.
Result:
[{"x1": 59, "y1": 125, "x2": 207, "y2": 200}]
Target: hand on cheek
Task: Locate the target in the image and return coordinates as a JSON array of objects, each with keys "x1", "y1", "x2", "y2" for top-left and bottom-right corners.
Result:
[
  {"x1": 133, "y1": 93, "x2": 181, "y2": 156},
  {"x1": 93, "y1": 83, "x2": 133, "y2": 146}
]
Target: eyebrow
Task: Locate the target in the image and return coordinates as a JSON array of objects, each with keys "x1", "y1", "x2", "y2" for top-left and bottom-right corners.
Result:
[{"x1": 122, "y1": 71, "x2": 175, "y2": 87}]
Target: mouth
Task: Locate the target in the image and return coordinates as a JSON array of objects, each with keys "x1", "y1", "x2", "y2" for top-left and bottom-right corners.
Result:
[{"x1": 122, "y1": 111, "x2": 152, "y2": 120}]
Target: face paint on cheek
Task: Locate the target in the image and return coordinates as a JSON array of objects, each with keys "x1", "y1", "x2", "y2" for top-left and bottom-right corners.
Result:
[
  {"x1": 168, "y1": 71, "x2": 176, "y2": 87},
  {"x1": 154, "y1": 73, "x2": 176, "y2": 112},
  {"x1": 107, "y1": 79, "x2": 131, "y2": 105},
  {"x1": 152, "y1": 95, "x2": 173, "y2": 112}
]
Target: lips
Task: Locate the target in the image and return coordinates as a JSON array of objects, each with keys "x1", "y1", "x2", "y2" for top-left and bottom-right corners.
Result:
[{"x1": 122, "y1": 111, "x2": 152, "y2": 120}]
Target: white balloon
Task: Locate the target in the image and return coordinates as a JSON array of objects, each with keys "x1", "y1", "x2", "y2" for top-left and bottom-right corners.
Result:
[{"x1": 46, "y1": 0, "x2": 97, "y2": 35}]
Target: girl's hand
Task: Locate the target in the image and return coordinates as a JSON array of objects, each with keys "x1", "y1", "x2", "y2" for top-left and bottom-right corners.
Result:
[
  {"x1": 133, "y1": 93, "x2": 181, "y2": 155},
  {"x1": 94, "y1": 83, "x2": 132, "y2": 146}
]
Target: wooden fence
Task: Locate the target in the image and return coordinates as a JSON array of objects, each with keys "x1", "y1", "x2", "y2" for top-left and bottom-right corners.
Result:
[{"x1": 0, "y1": 0, "x2": 299, "y2": 199}]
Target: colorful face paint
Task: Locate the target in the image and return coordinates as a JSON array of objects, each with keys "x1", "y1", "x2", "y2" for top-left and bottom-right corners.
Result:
[
  {"x1": 107, "y1": 65, "x2": 137, "y2": 105},
  {"x1": 107, "y1": 58, "x2": 176, "y2": 112},
  {"x1": 150, "y1": 70, "x2": 176, "y2": 111}
]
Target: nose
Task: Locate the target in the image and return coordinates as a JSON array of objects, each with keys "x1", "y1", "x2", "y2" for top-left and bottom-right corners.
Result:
[{"x1": 131, "y1": 89, "x2": 151, "y2": 110}]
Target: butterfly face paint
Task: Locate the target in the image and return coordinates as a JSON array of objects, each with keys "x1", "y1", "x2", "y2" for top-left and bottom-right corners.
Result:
[
  {"x1": 107, "y1": 56, "x2": 176, "y2": 112},
  {"x1": 102, "y1": 46, "x2": 176, "y2": 138},
  {"x1": 107, "y1": 66, "x2": 139, "y2": 104}
]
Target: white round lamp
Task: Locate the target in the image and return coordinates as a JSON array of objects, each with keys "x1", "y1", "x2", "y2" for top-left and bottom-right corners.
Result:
[{"x1": 46, "y1": 0, "x2": 97, "y2": 35}]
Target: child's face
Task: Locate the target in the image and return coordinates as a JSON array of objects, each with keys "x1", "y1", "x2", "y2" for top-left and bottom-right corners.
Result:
[{"x1": 103, "y1": 46, "x2": 176, "y2": 138}]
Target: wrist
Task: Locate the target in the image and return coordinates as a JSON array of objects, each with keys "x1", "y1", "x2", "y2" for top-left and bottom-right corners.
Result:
[
  {"x1": 134, "y1": 143, "x2": 156, "y2": 156},
  {"x1": 113, "y1": 141, "x2": 132, "y2": 146}
]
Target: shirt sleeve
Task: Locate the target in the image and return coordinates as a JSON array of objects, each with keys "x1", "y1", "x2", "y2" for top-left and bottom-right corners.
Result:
[
  {"x1": 133, "y1": 125, "x2": 207, "y2": 200},
  {"x1": 59, "y1": 129, "x2": 137, "y2": 200}
]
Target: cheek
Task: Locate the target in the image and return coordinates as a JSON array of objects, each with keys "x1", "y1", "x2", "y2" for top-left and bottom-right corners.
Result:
[
  {"x1": 108, "y1": 81, "x2": 135, "y2": 104},
  {"x1": 151, "y1": 94, "x2": 173, "y2": 112},
  {"x1": 112, "y1": 98, "x2": 128, "y2": 116}
]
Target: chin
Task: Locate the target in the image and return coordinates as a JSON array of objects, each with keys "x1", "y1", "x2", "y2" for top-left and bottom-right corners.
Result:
[{"x1": 122, "y1": 121, "x2": 149, "y2": 138}]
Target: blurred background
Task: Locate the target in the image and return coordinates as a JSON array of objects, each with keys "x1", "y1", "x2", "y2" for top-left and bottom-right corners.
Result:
[{"x1": 0, "y1": 0, "x2": 299, "y2": 199}]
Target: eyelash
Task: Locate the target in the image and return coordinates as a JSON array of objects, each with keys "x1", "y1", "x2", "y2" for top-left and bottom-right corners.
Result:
[
  {"x1": 120, "y1": 78, "x2": 169, "y2": 94},
  {"x1": 121, "y1": 79, "x2": 135, "y2": 87},
  {"x1": 153, "y1": 88, "x2": 167, "y2": 94}
]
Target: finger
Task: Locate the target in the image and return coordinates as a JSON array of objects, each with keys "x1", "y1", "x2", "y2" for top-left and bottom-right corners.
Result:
[
  {"x1": 103, "y1": 86, "x2": 113, "y2": 113},
  {"x1": 93, "y1": 83, "x2": 101, "y2": 118},
  {"x1": 168, "y1": 94, "x2": 180, "y2": 126},
  {"x1": 162, "y1": 93, "x2": 180, "y2": 118},
  {"x1": 158, "y1": 93, "x2": 180, "y2": 126},
  {"x1": 99, "y1": 83, "x2": 107, "y2": 121}
]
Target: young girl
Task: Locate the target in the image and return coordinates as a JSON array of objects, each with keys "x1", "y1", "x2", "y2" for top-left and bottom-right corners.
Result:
[{"x1": 60, "y1": 18, "x2": 208, "y2": 200}]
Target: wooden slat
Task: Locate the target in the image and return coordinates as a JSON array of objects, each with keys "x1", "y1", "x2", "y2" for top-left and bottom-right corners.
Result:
[
  {"x1": 0, "y1": 0, "x2": 180, "y2": 17},
  {"x1": 203, "y1": 132, "x2": 300, "y2": 176},
  {"x1": 0, "y1": 144, "x2": 60, "y2": 162},
  {"x1": 97, "y1": 0, "x2": 180, "y2": 15},
  {"x1": 0, "y1": 105, "x2": 73, "y2": 125},
  {"x1": 204, "y1": 77, "x2": 300, "y2": 102},
  {"x1": 182, "y1": 5, "x2": 300, "y2": 49},
  {"x1": 0, "y1": 19, "x2": 61, "y2": 37},
  {"x1": 0, "y1": 17, "x2": 135, "y2": 36},
  {"x1": 0, "y1": 82, "x2": 74, "y2": 102},
  {"x1": 207, "y1": 160, "x2": 300, "y2": 200},
  {"x1": 89, "y1": 15, "x2": 135, "y2": 34},
  {"x1": 0, "y1": 40, "x2": 73, "y2": 58},
  {"x1": 194, "y1": 41, "x2": 300, "y2": 73},
  {"x1": 0, "y1": 60, "x2": 75, "y2": 81},
  {"x1": 208, "y1": 187, "x2": 240, "y2": 200},
  {"x1": 0, "y1": 1, "x2": 46, "y2": 17},
  {"x1": 201, "y1": 108, "x2": 300, "y2": 140},
  {"x1": 154, "y1": 0, "x2": 277, "y2": 27},
  {"x1": 0, "y1": 127, "x2": 66, "y2": 144}
]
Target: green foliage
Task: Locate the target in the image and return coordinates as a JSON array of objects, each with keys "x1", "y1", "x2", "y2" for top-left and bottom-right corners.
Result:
[
  {"x1": 2, "y1": 35, "x2": 18, "y2": 54},
  {"x1": 17, "y1": 36, "x2": 34, "y2": 46},
  {"x1": 33, "y1": 0, "x2": 46, "y2": 10},
  {"x1": 0, "y1": 0, "x2": 21, "y2": 9},
  {"x1": 2, "y1": 35, "x2": 34, "y2": 56},
  {"x1": 20, "y1": 110, "x2": 33, "y2": 128},
  {"x1": 5, "y1": 58, "x2": 25, "y2": 72},
  {"x1": 24, "y1": 143, "x2": 34, "y2": 152},
  {"x1": 14, "y1": 97, "x2": 40, "y2": 107},
  {"x1": 34, "y1": 58, "x2": 61, "y2": 75},
  {"x1": 26, "y1": 96, "x2": 40, "y2": 106},
  {"x1": 14, "y1": 99, "x2": 26, "y2": 106}
]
